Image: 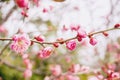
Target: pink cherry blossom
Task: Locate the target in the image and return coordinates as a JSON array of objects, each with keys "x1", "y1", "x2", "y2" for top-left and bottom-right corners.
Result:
[
  {"x1": 23, "y1": 69, "x2": 32, "y2": 78},
  {"x1": 15, "y1": 0, "x2": 29, "y2": 8},
  {"x1": 66, "y1": 40, "x2": 76, "y2": 51},
  {"x1": 70, "y1": 25, "x2": 80, "y2": 31},
  {"x1": 49, "y1": 64, "x2": 62, "y2": 76},
  {"x1": 77, "y1": 29, "x2": 87, "y2": 42},
  {"x1": 38, "y1": 47, "x2": 53, "y2": 59},
  {"x1": 10, "y1": 34, "x2": 31, "y2": 53}
]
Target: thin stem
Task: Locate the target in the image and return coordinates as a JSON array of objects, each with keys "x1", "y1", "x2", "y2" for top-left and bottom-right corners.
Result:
[
  {"x1": 88, "y1": 28, "x2": 120, "y2": 36},
  {"x1": 0, "y1": 28, "x2": 120, "y2": 45}
]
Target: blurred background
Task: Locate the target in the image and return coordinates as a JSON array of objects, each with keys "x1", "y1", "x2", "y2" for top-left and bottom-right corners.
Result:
[{"x1": 0, "y1": 0, "x2": 120, "y2": 80}]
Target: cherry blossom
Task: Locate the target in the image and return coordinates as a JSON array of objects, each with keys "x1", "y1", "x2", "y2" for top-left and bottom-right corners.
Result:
[
  {"x1": 66, "y1": 40, "x2": 76, "y2": 51},
  {"x1": 38, "y1": 47, "x2": 53, "y2": 59},
  {"x1": 10, "y1": 34, "x2": 31, "y2": 53}
]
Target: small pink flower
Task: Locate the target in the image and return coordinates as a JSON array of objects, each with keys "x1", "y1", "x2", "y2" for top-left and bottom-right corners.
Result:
[
  {"x1": 38, "y1": 47, "x2": 53, "y2": 59},
  {"x1": 23, "y1": 69, "x2": 32, "y2": 78},
  {"x1": 70, "y1": 25, "x2": 80, "y2": 31},
  {"x1": 66, "y1": 40, "x2": 76, "y2": 51},
  {"x1": 15, "y1": 0, "x2": 29, "y2": 8},
  {"x1": 89, "y1": 37, "x2": 97, "y2": 46},
  {"x1": 77, "y1": 29, "x2": 87, "y2": 42},
  {"x1": 49, "y1": 65, "x2": 62, "y2": 76},
  {"x1": 10, "y1": 34, "x2": 31, "y2": 53}
]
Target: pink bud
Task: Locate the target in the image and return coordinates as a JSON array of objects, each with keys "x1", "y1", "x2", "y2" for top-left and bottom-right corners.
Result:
[
  {"x1": 15, "y1": 0, "x2": 29, "y2": 8},
  {"x1": 34, "y1": 35, "x2": 45, "y2": 42},
  {"x1": 77, "y1": 29, "x2": 87, "y2": 38},
  {"x1": 21, "y1": 10, "x2": 28, "y2": 17},
  {"x1": 70, "y1": 25, "x2": 80, "y2": 31},
  {"x1": 114, "y1": 24, "x2": 120, "y2": 28},
  {"x1": 62, "y1": 25, "x2": 69, "y2": 32},
  {"x1": 43, "y1": 8, "x2": 48, "y2": 13},
  {"x1": 66, "y1": 40, "x2": 76, "y2": 51},
  {"x1": 53, "y1": 43, "x2": 59, "y2": 48},
  {"x1": 77, "y1": 29, "x2": 87, "y2": 42},
  {"x1": 89, "y1": 37, "x2": 97, "y2": 46},
  {"x1": 102, "y1": 32, "x2": 109, "y2": 37},
  {"x1": 38, "y1": 47, "x2": 53, "y2": 59},
  {"x1": 23, "y1": 69, "x2": 32, "y2": 78}
]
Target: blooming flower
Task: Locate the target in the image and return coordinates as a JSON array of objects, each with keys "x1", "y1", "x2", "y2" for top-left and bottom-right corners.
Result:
[
  {"x1": 77, "y1": 29, "x2": 87, "y2": 42},
  {"x1": 10, "y1": 34, "x2": 31, "y2": 53},
  {"x1": 66, "y1": 40, "x2": 76, "y2": 51},
  {"x1": 38, "y1": 47, "x2": 53, "y2": 59}
]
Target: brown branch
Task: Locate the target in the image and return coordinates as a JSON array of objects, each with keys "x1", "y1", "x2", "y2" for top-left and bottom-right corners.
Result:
[{"x1": 0, "y1": 28, "x2": 120, "y2": 45}]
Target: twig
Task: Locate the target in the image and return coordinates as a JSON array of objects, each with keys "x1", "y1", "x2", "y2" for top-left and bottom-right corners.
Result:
[{"x1": 0, "y1": 28, "x2": 120, "y2": 45}]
